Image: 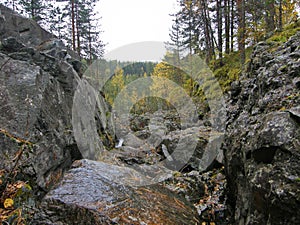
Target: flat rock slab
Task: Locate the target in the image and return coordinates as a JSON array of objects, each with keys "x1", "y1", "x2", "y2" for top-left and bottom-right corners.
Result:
[{"x1": 34, "y1": 159, "x2": 199, "y2": 225}]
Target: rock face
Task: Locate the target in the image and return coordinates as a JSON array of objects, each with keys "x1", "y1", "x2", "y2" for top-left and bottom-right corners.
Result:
[
  {"x1": 0, "y1": 5, "x2": 111, "y2": 192},
  {"x1": 224, "y1": 32, "x2": 300, "y2": 224},
  {"x1": 34, "y1": 159, "x2": 199, "y2": 225},
  {"x1": 0, "y1": 5, "x2": 54, "y2": 47}
]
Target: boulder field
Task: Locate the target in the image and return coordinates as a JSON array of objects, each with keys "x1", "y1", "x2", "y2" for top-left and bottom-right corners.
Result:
[{"x1": 0, "y1": 4, "x2": 299, "y2": 224}]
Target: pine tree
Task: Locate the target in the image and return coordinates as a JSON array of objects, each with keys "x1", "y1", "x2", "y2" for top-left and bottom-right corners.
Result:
[
  {"x1": 224, "y1": 0, "x2": 230, "y2": 54},
  {"x1": 237, "y1": 0, "x2": 245, "y2": 64},
  {"x1": 166, "y1": 14, "x2": 184, "y2": 66},
  {"x1": 216, "y1": 0, "x2": 223, "y2": 62},
  {"x1": 48, "y1": 5, "x2": 68, "y2": 40},
  {"x1": 77, "y1": 0, "x2": 105, "y2": 61},
  {"x1": 3, "y1": 0, "x2": 17, "y2": 11},
  {"x1": 198, "y1": 0, "x2": 215, "y2": 61},
  {"x1": 18, "y1": 0, "x2": 46, "y2": 22},
  {"x1": 265, "y1": 0, "x2": 276, "y2": 33},
  {"x1": 179, "y1": 0, "x2": 199, "y2": 54},
  {"x1": 49, "y1": 0, "x2": 104, "y2": 59}
]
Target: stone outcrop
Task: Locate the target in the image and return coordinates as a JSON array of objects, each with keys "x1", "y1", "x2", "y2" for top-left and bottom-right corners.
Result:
[
  {"x1": 224, "y1": 32, "x2": 300, "y2": 224},
  {"x1": 0, "y1": 5, "x2": 110, "y2": 192},
  {"x1": 0, "y1": 36, "x2": 81, "y2": 191},
  {"x1": 33, "y1": 159, "x2": 199, "y2": 225},
  {"x1": 0, "y1": 4, "x2": 54, "y2": 47}
]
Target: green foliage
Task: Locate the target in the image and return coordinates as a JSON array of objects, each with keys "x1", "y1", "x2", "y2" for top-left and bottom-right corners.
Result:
[
  {"x1": 209, "y1": 51, "x2": 242, "y2": 92},
  {"x1": 123, "y1": 62, "x2": 156, "y2": 76},
  {"x1": 102, "y1": 61, "x2": 156, "y2": 110},
  {"x1": 208, "y1": 19, "x2": 300, "y2": 95},
  {"x1": 18, "y1": 0, "x2": 46, "y2": 22},
  {"x1": 267, "y1": 19, "x2": 300, "y2": 44}
]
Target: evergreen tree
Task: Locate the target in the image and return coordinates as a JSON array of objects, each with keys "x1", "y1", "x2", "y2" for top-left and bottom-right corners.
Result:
[
  {"x1": 18, "y1": 0, "x2": 46, "y2": 22},
  {"x1": 237, "y1": 0, "x2": 246, "y2": 64},
  {"x1": 3, "y1": 0, "x2": 22, "y2": 12},
  {"x1": 168, "y1": 0, "x2": 298, "y2": 65},
  {"x1": 47, "y1": 0, "x2": 105, "y2": 59},
  {"x1": 216, "y1": 0, "x2": 223, "y2": 62},
  {"x1": 166, "y1": 14, "x2": 184, "y2": 66},
  {"x1": 48, "y1": 4, "x2": 68, "y2": 40},
  {"x1": 77, "y1": 0, "x2": 105, "y2": 61},
  {"x1": 179, "y1": 0, "x2": 200, "y2": 54},
  {"x1": 224, "y1": 0, "x2": 230, "y2": 54}
]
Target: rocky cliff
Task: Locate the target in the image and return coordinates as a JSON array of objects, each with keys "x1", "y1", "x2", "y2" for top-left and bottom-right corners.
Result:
[
  {"x1": 1, "y1": 4, "x2": 300, "y2": 225},
  {"x1": 224, "y1": 32, "x2": 300, "y2": 224},
  {"x1": 0, "y1": 4, "x2": 88, "y2": 192}
]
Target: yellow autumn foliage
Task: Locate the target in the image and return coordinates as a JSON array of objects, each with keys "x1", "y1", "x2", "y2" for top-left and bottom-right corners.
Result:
[{"x1": 4, "y1": 198, "x2": 14, "y2": 209}]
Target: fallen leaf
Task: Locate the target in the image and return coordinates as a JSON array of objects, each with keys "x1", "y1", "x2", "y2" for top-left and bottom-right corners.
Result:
[
  {"x1": 4, "y1": 198, "x2": 14, "y2": 209},
  {"x1": 0, "y1": 169, "x2": 5, "y2": 176},
  {"x1": 16, "y1": 181, "x2": 25, "y2": 189}
]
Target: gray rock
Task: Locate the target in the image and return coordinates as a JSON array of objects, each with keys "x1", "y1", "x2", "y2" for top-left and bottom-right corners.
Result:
[
  {"x1": 0, "y1": 7, "x2": 113, "y2": 191},
  {"x1": 161, "y1": 126, "x2": 224, "y2": 171},
  {"x1": 33, "y1": 159, "x2": 199, "y2": 225},
  {"x1": 115, "y1": 109, "x2": 224, "y2": 172},
  {"x1": 0, "y1": 45, "x2": 81, "y2": 190},
  {"x1": 224, "y1": 31, "x2": 300, "y2": 224},
  {"x1": 1, "y1": 36, "x2": 25, "y2": 52},
  {"x1": 0, "y1": 5, "x2": 54, "y2": 47},
  {"x1": 123, "y1": 132, "x2": 145, "y2": 148}
]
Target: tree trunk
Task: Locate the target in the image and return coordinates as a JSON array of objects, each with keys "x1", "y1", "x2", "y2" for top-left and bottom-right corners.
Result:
[
  {"x1": 88, "y1": 24, "x2": 92, "y2": 64},
  {"x1": 75, "y1": 2, "x2": 81, "y2": 57},
  {"x1": 278, "y1": 0, "x2": 283, "y2": 31},
  {"x1": 217, "y1": 0, "x2": 223, "y2": 62},
  {"x1": 31, "y1": 0, "x2": 35, "y2": 19},
  {"x1": 202, "y1": 0, "x2": 214, "y2": 62},
  {"x1": 12, "y1": 0, "x2": 16, "y2": 11},
  {"x1": 265, "y1": 0, "x2": 276, "y2": 33},
  {"x1": 230, "y1": 0, "x2": 234, "y2": 52},
  {"x1": 225, "y1": 0, "x2": 230, "y2": 54},
  {"x1": 237, "y1": 0, "x2": 245, "y2": 64},
  {"x1": 71, "y1": 0, "x2": 76, "y2": 51}
]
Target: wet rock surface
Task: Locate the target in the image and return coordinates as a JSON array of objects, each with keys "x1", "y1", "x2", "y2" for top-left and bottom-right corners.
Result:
[
  {"x1": 224, "y1": 32, "x2": 300, "y2": 224},
  {"x1": 0, "y1": 5, "x2": 110, "y2": 192},
  {"x1": 33, "y1": 159, "x2": 199, "y2": 225},
  {"x1": 163, "y1": 168, "x2": 231, "y2": 224}
]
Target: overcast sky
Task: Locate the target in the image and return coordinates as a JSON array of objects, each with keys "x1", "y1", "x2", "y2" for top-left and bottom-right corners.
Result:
[{"x1": 96, "y1": 0, "x2": 177, "y2": 58}]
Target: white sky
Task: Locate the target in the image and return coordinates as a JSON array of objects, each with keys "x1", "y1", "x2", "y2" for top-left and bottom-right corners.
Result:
[{"x1": 96, "y1": 0, "x2": 177, "y2": 54}]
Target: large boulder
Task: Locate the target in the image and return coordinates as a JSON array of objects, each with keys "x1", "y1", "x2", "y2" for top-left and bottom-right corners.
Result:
[
  {"x1": 0, "y1": 37, "x2": 81, "y2": 191},
  {"x1": 0, "y1": 5, "x2": 112, "y2": 191},
  {"x1": 33, "y1": 159, "x2": 199, "y2": 225},
  {"x1": 0, "y1": 4, "x2": 54, "y2": 47},
  {"x1": 223, "y1": 32, "x2": 300, "y2": 224}
]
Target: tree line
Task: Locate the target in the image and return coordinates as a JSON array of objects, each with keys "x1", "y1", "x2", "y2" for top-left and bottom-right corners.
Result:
[
  {"x1": 2, "y1": 0, "x2": 105, "y2": 62},
  {"x1": 167, "y1": 0, "x2": 299, "y2": 64}
]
